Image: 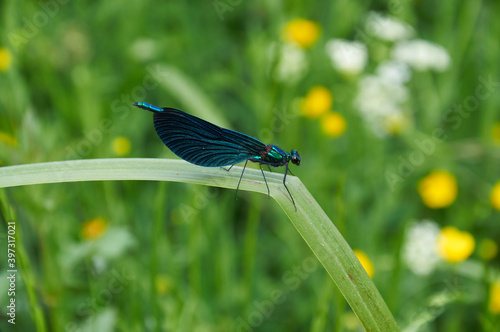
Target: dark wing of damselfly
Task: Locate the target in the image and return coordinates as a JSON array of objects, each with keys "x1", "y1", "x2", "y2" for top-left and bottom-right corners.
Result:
[{"x1": 153, "y1": 108, "x2": 266, "y2": 167}]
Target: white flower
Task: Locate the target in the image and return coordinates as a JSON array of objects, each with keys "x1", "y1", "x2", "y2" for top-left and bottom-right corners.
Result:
[
  {"x1": 355, "y1": 70, "x2": 409, "y2": 136},
  {"x1": 402, "y1": 220, "x2": 440, "y2": 276},
  {"x1": 392, "y1": 39, "x2": 451, "y2": 71},
  {"x1": 376, "y1": 60, "x2": 411, "y2": 85},
  {"x1": 355, "y1": 61, "x2": 412, "y2": 135},
  {"x1": 59, "y1": 227, "x2": 136, "y2": 274},
  {"x1": 365, "y1": 12, "x2": 414, "y2": 42},
  {"x1": 356, "y1": 74, "x2": 408, "y2": 116},
  {"x1": 325, "y1": 39, "x2": 367, "y2": 75},
  {"x1": 270, "y1": 43, "x2": 308, "y2": 83}
]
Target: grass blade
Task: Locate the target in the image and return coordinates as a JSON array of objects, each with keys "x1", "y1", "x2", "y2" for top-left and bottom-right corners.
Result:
[{"x1": 0, "y1": 159, "x2": 399, "y2": 331}]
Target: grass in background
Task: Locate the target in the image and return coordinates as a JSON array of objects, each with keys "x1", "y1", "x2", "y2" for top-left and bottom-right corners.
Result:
[{"x1": 1, "y1": 0, "x2": 500, "y2": 331}]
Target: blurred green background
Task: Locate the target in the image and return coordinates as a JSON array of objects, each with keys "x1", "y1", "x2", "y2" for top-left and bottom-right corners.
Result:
[{"x1": 1, "y1": 0, "x2": 500, "y2": 331}]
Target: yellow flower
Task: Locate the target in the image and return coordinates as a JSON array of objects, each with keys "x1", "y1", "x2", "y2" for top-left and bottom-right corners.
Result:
[
  {"x1": 321, "y1": 112, "x2": 346, "y2": 137},
  {"x1": 491, "y1": 122, "x2": 500, "y2": 145},
  {"x1": 489, "y1": 280, "x2": 500, "y2": 314},
  {"x1": 81, "y1": 217, "x2": 108, "y2": 239},
  {"x1": 417, "y1": 170, "x2": 458, "y2": 208},
  {"x1": 478, "y1": 238, "x2": 498, "y2": 261},
  {"x1": 0, "y1": 48, "x2": 12, "y2": 71},
  {"x1": 437, "y1": 226, "x2": 475, "y2": 263},
  {"x1": 112, "y1": 136, "x2": 131, "y2": 156},
  {"x1": 284, "y1": 18, "x2": 320, "y2": 48},
  {"x1": 353, "y1": 249, "x2": 374, "y2": 278},
  {"x1": 490, "y1": 181, "x2": 500, "y2": 211},
  {"x1": 155, "y1": 275, "x2": 173, "y2": 294},
  {"x1": 300, "y1": 86, "x2": 332, "y2": 119},
  {"x1": 383, "y1": 113, "x2": 408, "y2": 135},
  {"x1": 0, "y1": 132, "x2": 18, "y2": 146}
]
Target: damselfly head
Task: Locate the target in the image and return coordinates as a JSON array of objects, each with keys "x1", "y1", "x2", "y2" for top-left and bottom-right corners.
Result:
[{"x1": 290, "y1": 150, "x2": 301, "y2": 166}]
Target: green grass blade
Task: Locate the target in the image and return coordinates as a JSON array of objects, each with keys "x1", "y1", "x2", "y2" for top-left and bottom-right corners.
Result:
[
  {"x1": 0, "y1": 191, "x2": 48, "y2": 332},
  {"x1": 0, "y1": 159, "x2": 399, "y2": 331}
]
